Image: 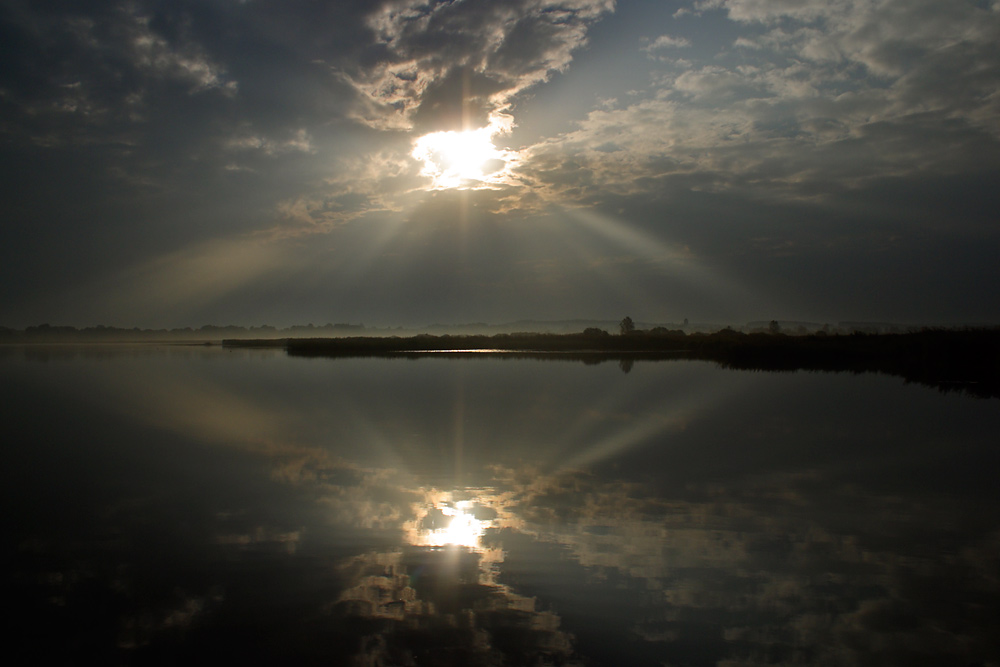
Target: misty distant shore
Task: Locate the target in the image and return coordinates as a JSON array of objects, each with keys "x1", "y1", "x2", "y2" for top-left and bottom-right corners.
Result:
[
  {"x1": 0, "y1": 319, "x2": 969, "y2": 343},
  {"x1": 223, "y1": 328, "x2": 1000, "y2": 399}
]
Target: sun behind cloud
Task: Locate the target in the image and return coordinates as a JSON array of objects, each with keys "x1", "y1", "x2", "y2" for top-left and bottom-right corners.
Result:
[{"x1": 411, "y1": 117, "x2": 517, "y2": 190}]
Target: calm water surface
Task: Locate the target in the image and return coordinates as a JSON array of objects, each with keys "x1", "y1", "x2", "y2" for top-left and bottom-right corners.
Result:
[{"x1": 3, "y1": 345, "x2": 999, "y2": 665}]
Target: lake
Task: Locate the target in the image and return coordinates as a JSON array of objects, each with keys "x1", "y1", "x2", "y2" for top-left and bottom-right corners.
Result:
[{"x1": 3, "y1": 345, "x2": 999, "y2": 665}]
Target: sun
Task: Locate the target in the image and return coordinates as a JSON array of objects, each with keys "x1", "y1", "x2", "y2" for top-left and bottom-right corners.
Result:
[
  {"x1": 411, "y1": 120, "x2": 515, "y2": 189},
  {"x1": 438, "y1": 503, "x2": 487, "y2": 548}
]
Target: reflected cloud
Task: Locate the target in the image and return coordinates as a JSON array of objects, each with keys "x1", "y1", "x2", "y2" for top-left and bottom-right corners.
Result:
[
  {"x1": 333, "y1": 543, "x2": 579, "y2": 666},
  {"x1": 333, "y1": 485, "x2": 578, "y2": 665},
  {"x1": 9, "y1": 352, "x2": 1000, "y2": 664},
  {"x1": 478, "y1": 466, "x2": 1000, "y2": 665},
  {"x1": 330, "y1": 461, "x2": 1000, "y2": 666}
]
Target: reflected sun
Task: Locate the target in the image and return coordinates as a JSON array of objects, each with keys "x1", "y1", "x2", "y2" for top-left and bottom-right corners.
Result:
[
  {"x1": 411, "y1": 124, "x2": 514, "y2": 190},
  {"x1": 406, "y1": 494, "x2": 496, "y2": 550},
  {"x1": 438, "y1": 503, "x2": 487, "y2": 548}
]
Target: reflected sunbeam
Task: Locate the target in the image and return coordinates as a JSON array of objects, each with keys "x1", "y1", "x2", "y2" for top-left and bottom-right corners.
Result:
[{"x1": 555, "y1": 362, "x2": 752, "y2": 472}]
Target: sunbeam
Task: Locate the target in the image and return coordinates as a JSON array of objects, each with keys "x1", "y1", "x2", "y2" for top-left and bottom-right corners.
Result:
[{"x1": 562, "y1": 206, "x2": 762, "y2": 308}]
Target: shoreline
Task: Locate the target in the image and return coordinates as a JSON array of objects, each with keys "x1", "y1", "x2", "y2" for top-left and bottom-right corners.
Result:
[{"x1": 221, "y1": 329, "x2": 1000, "y2": 398}]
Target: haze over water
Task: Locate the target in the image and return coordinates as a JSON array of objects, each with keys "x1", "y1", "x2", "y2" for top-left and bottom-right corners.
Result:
[{"x1": 4, "y1": 346, "x2": 999, "y2": 665}]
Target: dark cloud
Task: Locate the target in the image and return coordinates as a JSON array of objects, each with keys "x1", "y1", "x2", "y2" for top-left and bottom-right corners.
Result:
[{"x1": 408, "y1": 66, "x2": 508, "y2": 132}]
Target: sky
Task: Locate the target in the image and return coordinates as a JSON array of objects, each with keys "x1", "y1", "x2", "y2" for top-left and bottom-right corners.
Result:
[{"x1": 2, "y1": 0, "x2": 999, "y2": 329}]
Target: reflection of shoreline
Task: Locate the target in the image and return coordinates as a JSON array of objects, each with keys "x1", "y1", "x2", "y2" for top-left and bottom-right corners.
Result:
[{"x1": 224, "y1": 329, "x2": 1000, "y2": 398}]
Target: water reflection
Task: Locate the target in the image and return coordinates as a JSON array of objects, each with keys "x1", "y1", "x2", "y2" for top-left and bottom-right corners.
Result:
[
  {"x1": 3, "y1": 348, "x2": 999, "y2": 664},
  {"x1": 335, "y1": 545, "x2": 577, "y2": 666},
  {"x1": 333, "y1": 486, "x2": 579, "y2": 665},
  {"x1": 406, "y1": 491, "x2": 497, "y2": 549}
]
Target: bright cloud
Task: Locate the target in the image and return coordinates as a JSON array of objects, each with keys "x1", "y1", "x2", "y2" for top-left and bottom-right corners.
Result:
[{"x1": 342, "y1": 0, "x2": 616, "y2": 131}]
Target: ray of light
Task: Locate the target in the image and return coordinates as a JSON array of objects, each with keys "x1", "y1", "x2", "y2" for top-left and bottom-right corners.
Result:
[
  {"x1": 559, "y1": 368, "x2": 743, "y2": 470},
  {"x1": 80, "y1": 236, "x2": 288, "y2": 326},
  {"x1": 562, "y1": 206, "x2": 761, "y2": 307}
]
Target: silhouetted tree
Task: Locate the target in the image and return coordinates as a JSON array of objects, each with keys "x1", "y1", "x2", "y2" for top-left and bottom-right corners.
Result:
[
  {"x1": 583, "y1": 327, "x2": 609, "y2": 337},
  {"x1": 619, "y1": 316, "x2": 635, "y2": 335},
  {"x1": 769, "y1": 320, "x2": 781, "y2": 334}
]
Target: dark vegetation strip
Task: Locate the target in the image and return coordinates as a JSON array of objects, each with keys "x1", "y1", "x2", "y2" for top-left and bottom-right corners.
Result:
[{"x1": 223, "y1": 329, "x2": 1000, "y2": 399}]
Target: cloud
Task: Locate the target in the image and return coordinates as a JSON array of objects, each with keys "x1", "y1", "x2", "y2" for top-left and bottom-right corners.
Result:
[
  {"x1": 643, "y1": 34, "x2": 693, "y2": 58},
  {"x1": 488, "y1": 464, "x2": 1000, "y2": 665},
  {"x1": 339, "y1": 0, "x2": 616, "y2": 131},
  {"x1": 272, "y1": 148, "x2": 421, "y2": 233},
  {"x1": 512, "y1": 0, "x2": 1000, "y2": 210},
  {"x1": 118, "y1": 5, "x2": 237, "y2": 94},
  {"x1": 0, "y1": 1, "x2": 238, "y2": 147},
  {"x1": 224, "y1": 127, "x2": 316, "y2": 155},
  {"x1": 714, "y1": 0, "x2": 1000, "y2": 121}
]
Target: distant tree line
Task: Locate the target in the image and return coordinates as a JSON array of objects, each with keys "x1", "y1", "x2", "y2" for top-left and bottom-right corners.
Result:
[
  {"x1": 1, "y1": 319, "x2": 943, "y2": 342},
  {"x1": 220, "y1": 327, "x2": 1000, "y2": 399},
  {"x1": 0, "y1": 322, "x2": 370, "y2": 342}
]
